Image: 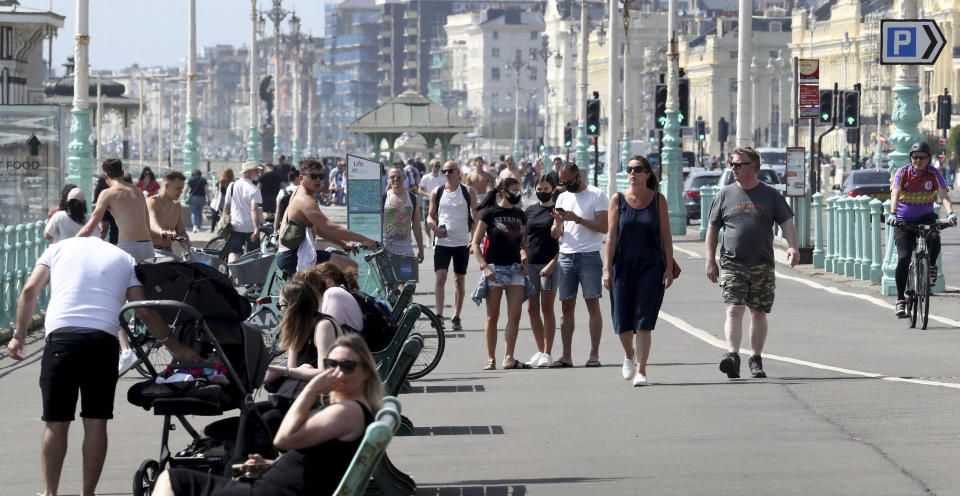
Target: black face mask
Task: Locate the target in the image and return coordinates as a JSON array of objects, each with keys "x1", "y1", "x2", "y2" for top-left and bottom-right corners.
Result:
[
  {"x1": 505, "y1": 192, "x2": 522, "y2": 205},
  {"x1": 561, "y1": 177, "x2": 580, "y2": 190},
  {"x1": 536, "y1": 191, "x2": 553, "y2": 203}
]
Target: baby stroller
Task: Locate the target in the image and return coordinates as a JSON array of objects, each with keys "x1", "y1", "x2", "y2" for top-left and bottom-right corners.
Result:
[{"x1": 122, "y1": 260, "x2": 272, "y2": 496}]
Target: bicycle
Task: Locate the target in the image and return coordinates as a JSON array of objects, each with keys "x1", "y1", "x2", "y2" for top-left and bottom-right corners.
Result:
[
  {"x1": 894, "y1": 220, "x2": 954, "y2": 330},
  {"x1": 204, "y1": 222, "x2": 274, "y2": 262},
  {"x1": 355, "y1": 245, "x2": 445, "y2": 380}
]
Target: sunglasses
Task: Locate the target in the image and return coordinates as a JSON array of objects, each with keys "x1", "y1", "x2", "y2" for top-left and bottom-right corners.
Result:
[
  {"x1": 303, "y1": 173, "x2": 324, "y2": 180},
  {"x1": 626, "y1": 166, "x2": 648, "y2": 174},
  {"x1": 442, "y1": 169, "x2": 457, "y2": 174},
  {"x1": 729, "y1": 162, "x2": 752, "y2": 168},
  {"x1": 278, "y1": 303, "x2": 288, "y2": 310},
  {"x1": 388, "y1": 175, "x2": 404, "y2": 180},
  {"x1": 322, "y1": 358, "x2": 360, "y2": 374},
  {"x1": 911, "y1": 155, "x2": 930, "y2": 161}
]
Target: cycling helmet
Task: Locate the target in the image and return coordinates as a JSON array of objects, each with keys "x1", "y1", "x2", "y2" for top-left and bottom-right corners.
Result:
[{"x1": 909, "y1": 141, "x2": 932, "y2": 157}]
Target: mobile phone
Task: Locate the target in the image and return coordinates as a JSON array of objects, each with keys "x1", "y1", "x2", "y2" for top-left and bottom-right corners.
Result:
[
  {"x1": 554, "y1": 208, "x2": 566, "y2": 215},
  {"x1": 438, "y1": 224, "x2": 448, "y2": 238}
]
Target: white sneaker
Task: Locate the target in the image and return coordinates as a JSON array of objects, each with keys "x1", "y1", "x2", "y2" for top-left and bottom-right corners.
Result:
[
  {"x1": 622, "y1": 357, "x2": 637, "y2": 381},
  {"x1": 118, "y1": 349, "x2": 141, "y2": 377},
  {"x1": 192, "y1": 226, "x2": 199, "y2": 233},
  {"x1": 536, "y1": 353, "x2": 553, "y2": 368},
  {"x1": 525, "y1": 351, "x2": 543, "y2": 367},
  {"x1": 632, "y1": 373, "x2": 648, "y2": 387}
]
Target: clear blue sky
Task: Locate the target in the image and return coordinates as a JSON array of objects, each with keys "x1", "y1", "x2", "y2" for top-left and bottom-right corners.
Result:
[{"x1": 21, "y1": 0, "x2": 327, "y2": 72}]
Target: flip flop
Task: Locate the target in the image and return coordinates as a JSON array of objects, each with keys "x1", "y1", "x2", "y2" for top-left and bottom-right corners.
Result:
[
  {"x1": 503, "y1": 360, "x2": 532, "y2": 370},
  {"x1": 549, "y1": 360, "x2": 573, "y2": 368},
  {"x1": 483, "y1": 360, "x2": 496, "y2": 371},
  {"x1": 584, "y1": 359, "x2": 602, "y2": 368}
]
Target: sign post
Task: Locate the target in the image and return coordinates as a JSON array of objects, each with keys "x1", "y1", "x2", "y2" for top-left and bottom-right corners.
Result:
[
  {"x1": 785, "y1": 147, "x2": 806, "y2": 197},
  {"x1": 345, "y1": 153, "x2": 383, "y2": 243}
]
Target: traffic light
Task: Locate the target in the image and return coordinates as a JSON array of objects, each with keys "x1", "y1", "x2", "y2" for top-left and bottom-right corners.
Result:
[
  {"x1": 648, "y1": 129, "x2": 656, "y2": 143},
  {"x1": 937, "y1": 94, "x2": 952, "y2": 130},
  {"x1": 695, "y1": 118, "x2": 706, "y2": 141},
  {"x1": 717, "y1": 117, "x2": 729, "y2": 143},
  {"x1": 843, "y1": 90, "x2": 860, "y2": 128},
  {"x1": 563, "y1": 124, "x2": 573, "y2": 147},
  {"x1": 538, "y1": 138, "x2": 546, "y2": 152},
  {"x1": 586, "y1": 98, "x2": 600, "y2": 136},
  {"x1": 819, "y1": 89, "x2": 834, "y2": 124},
  {"x1": 654, "y1": 84, "x2": 667, "y2": 129},
  {"x1": 678, "y1": 78, "x2": 689, "y2": 127}
]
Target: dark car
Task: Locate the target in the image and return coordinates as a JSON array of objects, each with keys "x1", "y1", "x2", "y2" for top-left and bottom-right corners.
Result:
[
  {"x1": 683, "y1": 170, "x2": 723, "y2": 223},
  {"x1": 838, "y1": 169, "x2": 891, "y2": 200},
  {"x1": 718, "y1": 166, "x2": 782, "y2": 187}
]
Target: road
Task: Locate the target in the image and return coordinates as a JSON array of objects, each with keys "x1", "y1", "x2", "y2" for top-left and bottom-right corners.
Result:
[{"x1": 1, "y1": 207, "x2": 959, "y2": 495}]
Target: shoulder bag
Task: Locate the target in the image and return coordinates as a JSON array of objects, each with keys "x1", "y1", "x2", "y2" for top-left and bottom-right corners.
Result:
[
  {"x1": 653, "y1": 193, "x2": 681, "y2": 279},
  {"x1": 214, "y1": 182, "x2": 235, "y2": 237},
  {"x1": 279, "y1": 186, "x2": 308, "y2": 250}
]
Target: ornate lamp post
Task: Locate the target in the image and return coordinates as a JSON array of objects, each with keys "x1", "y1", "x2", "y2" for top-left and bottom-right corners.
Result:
[
  {"x1": 289, "y1": 12, "x2": 302, "y2": 166},
  {"x1": 304, "y1": 36, "x2": 318, "y2": 158},
  {"x1": 246, "y1": 0, "x2": 263, "y2": 162},
  {"x1": 533, "y1": 36, "x2": 554, "y2": 150},
  {"x1": 840, "y1": 31, "x2": 852, "y2": 178},
  {"x1": 266, "y1": 0, "x2": 289, "y2": 164},
  {"x1": 620, "y1": 5, "x2": 634, "y2": 177},
  {"x1": 507, "y1": 49, "x2": 525, "y2": 164},
  {"x1": 182, "y1": 0, "x2": 199, "y2": 174},
  {"x1": 662, "y1": 0, "x2": 685, "y2": 233},
  {"x1": 66, "y1": 0, "x2": 93, "y2": 202}
]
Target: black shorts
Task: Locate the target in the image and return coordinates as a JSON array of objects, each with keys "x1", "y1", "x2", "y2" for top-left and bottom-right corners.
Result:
[
  {"x1": 227, "y1": 231, "x2": 258, "y2": 255},
  {"x1": 277, "y1": 249, "x2": 334, "y2": 274},
  {"x1": 39, "y1": 330, "x2": 120, "y2": 422},
  {"x1": 434, "y1": 245, "x2": 470, "y2": 275}
]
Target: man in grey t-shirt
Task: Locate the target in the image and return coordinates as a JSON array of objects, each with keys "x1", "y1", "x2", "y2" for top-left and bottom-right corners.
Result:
[{"x1": 705, "y1": 147, "x2": 799, "y2": 379}]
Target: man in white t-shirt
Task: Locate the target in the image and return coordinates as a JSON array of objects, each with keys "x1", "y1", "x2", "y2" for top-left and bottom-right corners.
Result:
[
  {"x1": 7, "y1": 236, "x2": 199, "y2": 496},
  {"x1": 418, "y1": 159, "x2": 445, "y2": 246},
  {"x1": 223, "y1": 161, "x2": 263, "y2": 262},
  {"x1": 549, "y1": 162, "x2": 608, "y2": 368}
]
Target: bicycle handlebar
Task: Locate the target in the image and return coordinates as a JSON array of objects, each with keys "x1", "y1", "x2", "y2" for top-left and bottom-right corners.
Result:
[{"x1": 891, "y1": 220, "x2": 955, "y2": 231}]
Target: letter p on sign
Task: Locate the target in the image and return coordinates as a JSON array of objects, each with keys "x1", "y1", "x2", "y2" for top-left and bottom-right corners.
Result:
[{"x1": 889, "y1": 27, "x2": 916, "y2": 56}]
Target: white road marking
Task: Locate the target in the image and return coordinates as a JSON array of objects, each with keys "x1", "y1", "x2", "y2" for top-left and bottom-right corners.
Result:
[
  {"x1": 660, "y1": 312, "x2": 960, "y2": 389},
  {"x1": 674, "y1": 246, "x2": 702, "y2": 258}
]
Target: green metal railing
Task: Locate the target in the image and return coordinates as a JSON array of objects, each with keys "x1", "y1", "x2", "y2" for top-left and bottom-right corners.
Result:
[{"x1": 1, "y1": 221, "x2": 50, "y2": 328}]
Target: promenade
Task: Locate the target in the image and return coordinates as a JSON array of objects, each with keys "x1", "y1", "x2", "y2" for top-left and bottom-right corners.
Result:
[{"x1": 1, "y1": 203, "x2": 960, "y2": 495}]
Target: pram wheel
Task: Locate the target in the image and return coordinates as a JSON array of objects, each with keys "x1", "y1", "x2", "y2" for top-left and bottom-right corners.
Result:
[{"x1": 133, "y1": 458, "x2": 160, "y2": 496}]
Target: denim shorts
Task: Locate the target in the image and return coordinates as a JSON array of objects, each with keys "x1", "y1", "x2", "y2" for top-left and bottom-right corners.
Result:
[
  {"x1": 487, "y1": 263, "x2": 525, "y2": 287},
  {"x1": 557, "y1": 251, "x2": 603, "y2": 301}
]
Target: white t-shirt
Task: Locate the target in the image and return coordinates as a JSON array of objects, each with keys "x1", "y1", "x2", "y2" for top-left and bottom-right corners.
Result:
[
  {"x1": 45, "y1": 211, "x2": 95, "y2": 243},
  {"x1": 419, "y1": 173, "x2": 444, "y2": 199},
  {"x1": 38, "y1": 237, "x2": 141, "y2": 337},
  {"x1": 322, "y1": 286, "x2": 364, "y2": 331},
  {"x1": 555, "y1": 185, "x2": 609, "y2": 254},
  {"x1": 435, "y1": 184, "x2": 473, "y2": 248},
  {"x1": 225, "y1": 178, "x2": 263, "y2": 233},
  {"x1": 275, "y1": 184, "x2": 297, "y2": 208}
]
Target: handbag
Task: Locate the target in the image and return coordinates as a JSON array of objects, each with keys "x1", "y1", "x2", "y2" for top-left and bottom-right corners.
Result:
[
  {"x1": 278, "y1": 187, "x2": 307, "y2": 250},
  {"x1": 653, "y1": 193, "x2": 681, "y2": 279},
  {"x1": 215, "y1": 183, "x2": 235, "y2": 237}
]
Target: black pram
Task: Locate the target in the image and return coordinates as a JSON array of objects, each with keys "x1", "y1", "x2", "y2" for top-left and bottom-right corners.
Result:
[{"x1": 122, "y1": 260, "x2": 271, "y2": 496}]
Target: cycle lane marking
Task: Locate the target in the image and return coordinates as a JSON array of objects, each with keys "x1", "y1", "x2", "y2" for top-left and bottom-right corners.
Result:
[{"x1": 659, "y1": 311, "x2": 960, "y2": 390}]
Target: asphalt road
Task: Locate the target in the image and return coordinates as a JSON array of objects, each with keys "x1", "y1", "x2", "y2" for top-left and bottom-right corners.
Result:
[{"x1": 1, "y1": 206, "x2": 959, "y2": 495}]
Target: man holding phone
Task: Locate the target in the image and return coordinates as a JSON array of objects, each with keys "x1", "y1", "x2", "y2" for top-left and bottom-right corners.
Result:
[{"x1": 426, "y1": 161, "x2": 477, "y2": 331}]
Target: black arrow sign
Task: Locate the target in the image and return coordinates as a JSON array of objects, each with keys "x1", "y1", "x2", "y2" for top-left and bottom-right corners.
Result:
[
  {"x1": 26, "y1": 134, "x2": 40, "y2": 156},
  {"x1": 922, "y1": 24, "x2": 936, "y2": 60}
]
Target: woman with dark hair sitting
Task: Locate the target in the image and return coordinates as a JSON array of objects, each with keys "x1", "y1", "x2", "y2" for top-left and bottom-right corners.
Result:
[
  {"x1": 137, "y1": 167, "x2": 160, "y2": 197},
  {"x1": 153, "y1": 334, "x2": 383, "y2": 496},
  {"x1": 45, "y1": 187, "x2": 97, "y2": 242}
]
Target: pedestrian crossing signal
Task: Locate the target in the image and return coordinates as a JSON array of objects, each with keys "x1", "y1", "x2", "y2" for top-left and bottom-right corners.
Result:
[
  {"x1": 563, "y1": 124, "x2": 573, "y2": 147},
  {"x1": 819, "y1": 90, "x2": 834, "y2": 124},
  {"x1": 586, "y1": 99, "x2": 600, "y2": 136},
  {"x1": 648, "y1": 130, "x2": 656, "y2": 143}
]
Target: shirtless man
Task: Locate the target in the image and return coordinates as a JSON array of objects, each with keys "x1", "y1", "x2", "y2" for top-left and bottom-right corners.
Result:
[
  {"x1": 463, "y1": 156, "x2": 495, "y2": 204},
  {"x1": 275, "y1": 158, "x2": 379, "y2": 274},
  {"x1": 77, "y1": 158, "x2": 154, "y2": 375},
  {"x1": 498, "y1": 156, "x2": 521, "y2": 184},
  {"x1": 148, "y1": 170, "x2": 189, "y2": 252}
]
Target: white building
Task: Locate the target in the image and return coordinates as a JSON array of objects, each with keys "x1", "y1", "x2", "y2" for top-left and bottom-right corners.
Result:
[{"x1": 0, "y1": 0, "x2": 63, "y2": 104}]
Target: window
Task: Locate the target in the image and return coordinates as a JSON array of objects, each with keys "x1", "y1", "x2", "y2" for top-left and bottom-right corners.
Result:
[
  {"x1": 528, "y1": 66, "x2": 537, "y2": 81},
  {"x1": 492, "y1": 30, "x2": 499, "y2": 40},
  {"x1": 769, "y1": 21, "x2": 782, "y2": 32},
  {"x1": 531, "y1": 31, "x2": 538, "y2": 40},
  {"x1": 491, "y1": 92, "x2": 500, "y2": 109},
  {"x1": 492, "y1": 47, "x2": 500, "y2": 58},
  {"x1": 492, "y1": 67, "x2": 500, "y2": 80}
]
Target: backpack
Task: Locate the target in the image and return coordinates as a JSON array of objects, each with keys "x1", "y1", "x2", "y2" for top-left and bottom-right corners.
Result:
[
  {"x1": 431, "y1": 184, "x2": 474, "y2": 232},
  {"x1": 347, "y1": 289, "x2": 396, "y2": 352},
  {"x1": 382, "y1": 191, "x2": 418, "y2": 210},
  {"x1": 277, "y1": 187, "x2": 293, "y2": 222}
]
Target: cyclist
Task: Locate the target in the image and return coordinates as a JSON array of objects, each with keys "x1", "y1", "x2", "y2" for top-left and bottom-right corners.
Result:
[{"x1": 888, "y1": 141, "x2": 957, "y2": 318}]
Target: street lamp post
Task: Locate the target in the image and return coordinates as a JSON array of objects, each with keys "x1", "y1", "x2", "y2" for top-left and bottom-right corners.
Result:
[
  {"x1": 776, "y1": 50, "x2": 788, "y2": 148},
  {"x1": 604, "y1": 0, "x2": 619, "y2": 198},
  {"x1": 289, "y1": 12, "x2": 302, "y2": 166},
  {"x1": 246, "y1": 0, "x2": 262, "y2": 162},
  {"x1": 840, "y1": 32, "x2": 851, "y2": 179},
  {"x1": 663, "y1": 0, "x2": 685, "y2": 234},
  {"x1": 66, "y1": 0, "x2": 94, "y2": 202},
  {"x1": 508, "y1": 49, "x2": 524, "y2": 164},
  {"x1": 750, "y1": 56, "x2": 758, "y2": 144},
  {"x1": 305, "y1": 37, "x2": 317, "y2": 158},
  {"x1": 767, "y1": 56, "x2": 776, "y2": 146},
  {"x1": 574, "y1": 0, "x2": 590, "y2": 168},
  {"x1": 266, "y1": 0, "x2": 289, "y2": 164},
  {"x1": 620, "y1": 6, "x2": 633, "y2": 178},
  {"x1": 183, "y1": 0, "x2": 199, "y2": 175}
]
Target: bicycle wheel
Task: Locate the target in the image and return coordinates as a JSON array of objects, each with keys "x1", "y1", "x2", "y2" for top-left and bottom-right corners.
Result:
[
  {"x1": 406, "y1": 304, "x2": 444, "y2": 380},
  {"x1": 907, "y1": 261, "x2": 919, "y2": 328},
  {"x1": 919, "y1": 256, "x2": 930, "y2": 330},
  {"x1": 205, "y1": 235, "x2": 228, "y2": 253}
]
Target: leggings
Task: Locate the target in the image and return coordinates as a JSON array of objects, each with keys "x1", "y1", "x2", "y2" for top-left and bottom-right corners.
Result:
[{"x1": 894, "y1": 214, "x2": 941, "y2": 300}]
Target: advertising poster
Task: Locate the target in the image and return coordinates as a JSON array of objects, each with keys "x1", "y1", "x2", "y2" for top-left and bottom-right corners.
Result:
[
  {"x1": 346, "y1": 153, "x2": 383, "y2": 242},
  {"x1": 785, "y1": 147, "x2": 806, "y2": 197},
  {"x1": 0, "y1": 105, "x2": 63, "y2": 226},
  {"x1": 798, "y1": 85, "x2": 821, "y2": 120}
]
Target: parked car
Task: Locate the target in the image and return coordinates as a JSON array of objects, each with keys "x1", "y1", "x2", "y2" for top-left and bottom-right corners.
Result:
[
  {"x1": 836, "y1": 169, "x2": 891, "y2": 200},
  {"x1": 756, "y1": 147, "x2": 787, "y2": 181},
  {"x1": 718, "y1": 166, "x2": 782, "y2": 187},
  {"x1": 683, "y1": 170, "x2": 723, "y2": 223}
]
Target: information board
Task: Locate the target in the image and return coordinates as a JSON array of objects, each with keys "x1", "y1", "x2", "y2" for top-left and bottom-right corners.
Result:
[
  {"x1": 785, "y1": 147, "x2": 806, "y2": 197},
  {"x1": 346, "y1": 153, "x2": 383, "y2": 242},
  {"x1": 798, "y1": 85, "x2": 821, "y2": 120},
  {"x1": 0, "y1": 105, "x2": 64, "y2": 226}
]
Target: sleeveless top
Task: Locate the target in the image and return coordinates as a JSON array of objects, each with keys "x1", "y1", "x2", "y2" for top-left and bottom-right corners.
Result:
[
  {"x1": 436, "y1": 185, "x2": 471, "y2": 247},
  {"x1": 383, "y1": 191, "x2": 415, "y2": 256},
  {"x1": 256, "y1": 400, "x2": 375, "y2": 495}
]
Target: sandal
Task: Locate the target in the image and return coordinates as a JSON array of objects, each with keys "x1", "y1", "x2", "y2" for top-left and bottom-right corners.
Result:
[
  {"x1": 483, "y1": 359, "x2": 496, "y2": 371},
  {"x1": 503, "y1": 360, "x2": 532, "y2": 370},
  {"x1": 549, "y1": 359, "x2": 573, "y2": 368},
  {"x1": 584, "y1": 359, "x2": 602, "y2": 368}
]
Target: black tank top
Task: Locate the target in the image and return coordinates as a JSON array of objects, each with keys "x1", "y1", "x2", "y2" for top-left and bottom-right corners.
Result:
[{"x1": 253, "y1": 400, "x2": 375, "y2": 495}]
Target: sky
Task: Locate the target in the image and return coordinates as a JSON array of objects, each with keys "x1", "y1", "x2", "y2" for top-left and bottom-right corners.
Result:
[{"x1": 20, "y1": 0, "x2": 327, "y2": 73}]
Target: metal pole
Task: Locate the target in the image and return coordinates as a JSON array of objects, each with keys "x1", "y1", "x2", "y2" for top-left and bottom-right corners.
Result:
[
  {"x1": 66, "y1": 0, "x2": 94, "y2": 202},
  {"x1": 169, "y1": 89, "x2": 175, "y2": 167},
  {"x1": 574, "y1": 0, "x2": 589, "y2": 167},
  {"x1": 793, "y1": 57, "x2": 799, "y2": 146},
  {"x1": 247, "y1": 0, "x2": 261, "y2": 162},
  {"x1": 183, "y1": 0, "x2": 199, "y2": 174},
  {"x1": 735, "y1": 0, "x2": 753, "y2": 148},
  {"x1": 663, "y1": 0, "x2": 685, "y2": 234},
  {"x1": 605, "y1": 0, "x2": 619, "y2": 198},
  {"x1": 751, "y1": 56, "x2": 758, "y2": 144},
  {"x1": 139, "y1": 75, "x2": 144, "y2": 168},
  {"x1": 620, "y1": 8, "x2": 632, "y2": 179},
  {"x1": 157, "y1": 81, "x2": 163, "y2": 170},
  {"x1": 96, "y1": 74, "x2": 102, "y2": 162},
  {"x1": 511, "y1": 49, "x2": 523, "y2": 164}
]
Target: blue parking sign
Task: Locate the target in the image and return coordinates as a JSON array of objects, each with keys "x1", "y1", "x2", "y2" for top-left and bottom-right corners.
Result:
[
  {"x1": 886, "y1": 27, "x2": 916, "y2": 57},
  {"x1": 880, "y1": 19, "x2": 945, "y2": 65}
]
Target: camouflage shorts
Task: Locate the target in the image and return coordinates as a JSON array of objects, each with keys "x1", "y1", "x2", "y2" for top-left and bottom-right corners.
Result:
[{"x1": 719, "y1": 261, "x2": 776, "y2": 313}]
